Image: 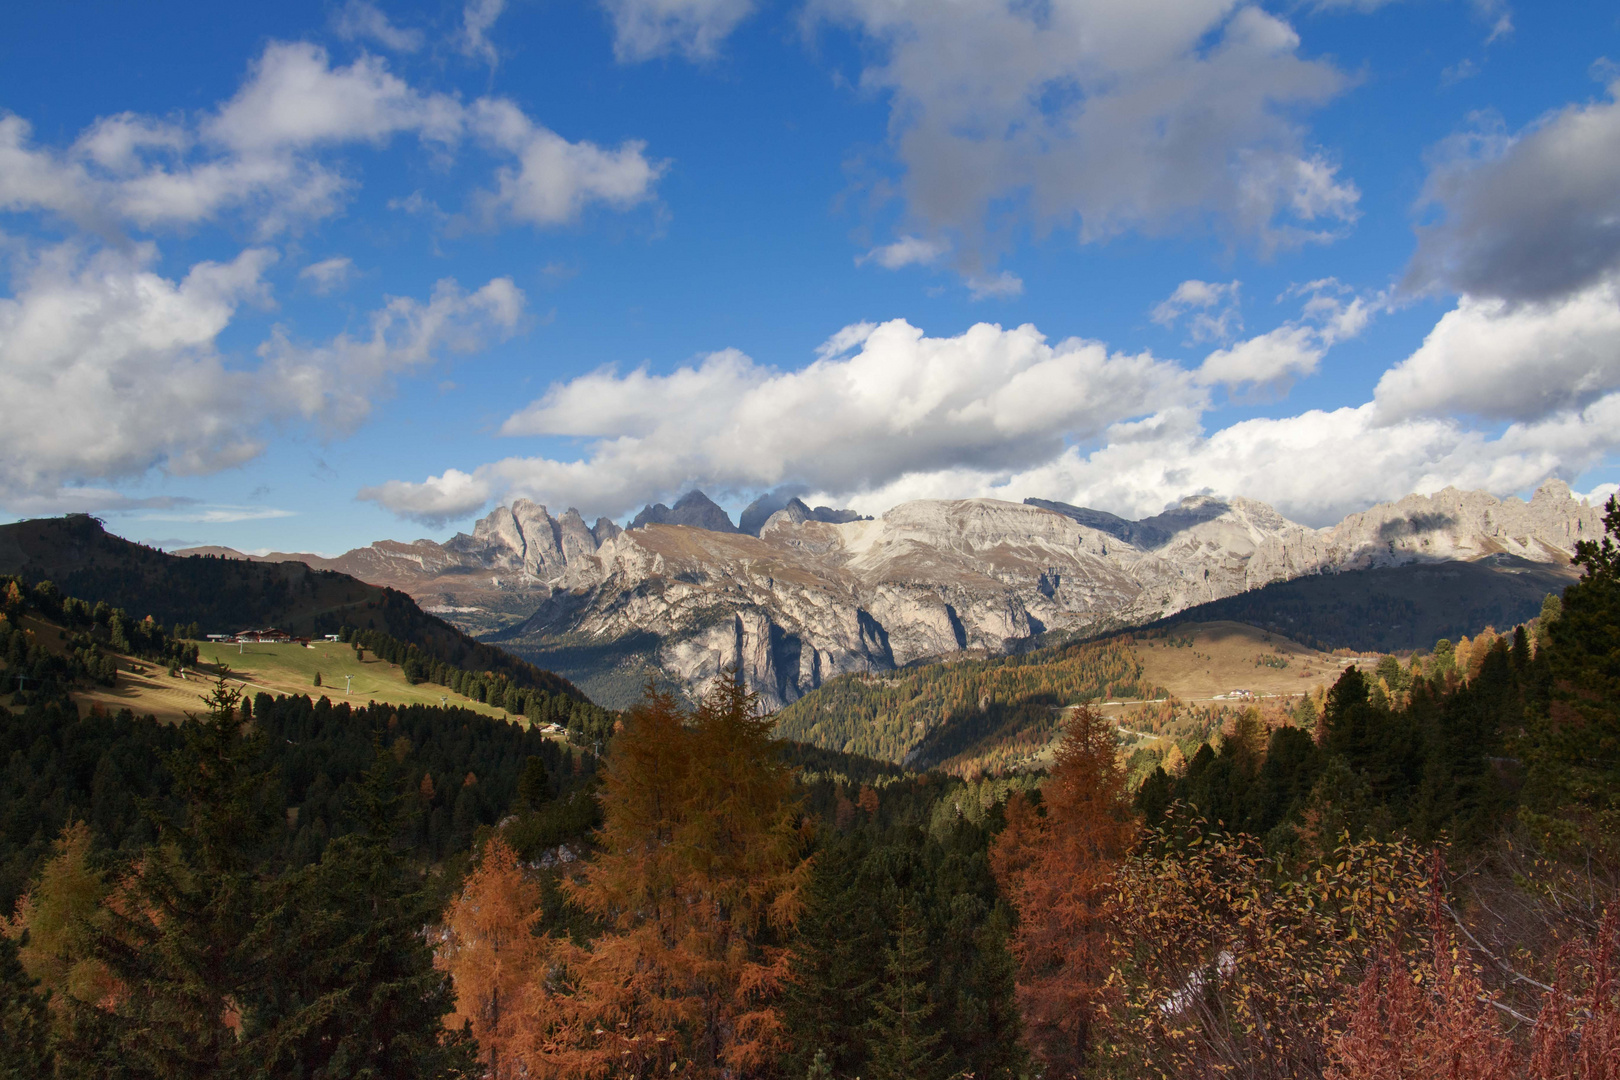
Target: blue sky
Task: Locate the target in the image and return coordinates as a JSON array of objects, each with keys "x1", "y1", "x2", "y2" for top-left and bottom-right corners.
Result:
[{"x1": 2, "y1": 0, "x2": 1617, "y2": 554}]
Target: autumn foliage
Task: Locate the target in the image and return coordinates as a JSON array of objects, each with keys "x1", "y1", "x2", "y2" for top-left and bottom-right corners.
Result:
[
  {"x1": 439, "y1": 677, "x2": 808, "y2": 1080},
  {"x1": 1328, "y1": 856, "x2": 1518, "y2": 1080},
  {"x1": 990, "y1": 705, "x2": 1135, "y2": 1076},
  {"x1": 437, "y1": 837, "x2": 543, "y2": 1078}
]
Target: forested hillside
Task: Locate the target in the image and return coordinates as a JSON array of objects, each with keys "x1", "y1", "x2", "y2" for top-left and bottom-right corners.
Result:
[
  {"x1": 0, "y1": 516, "x2": 587, "y2": 698},
  {"x1": 773, "y1": 634, "x2": 1166, "y2": 771}
]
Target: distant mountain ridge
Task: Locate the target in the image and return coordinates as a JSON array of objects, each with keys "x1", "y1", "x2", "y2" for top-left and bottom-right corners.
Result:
[{"x1": 180, "y1": 482, "x2": 1597, "y2": 709}]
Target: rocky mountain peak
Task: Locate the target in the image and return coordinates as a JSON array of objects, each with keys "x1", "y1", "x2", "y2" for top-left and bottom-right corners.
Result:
[{"x1": 630, "y1": 490, "x2": 739, "y2": 533}]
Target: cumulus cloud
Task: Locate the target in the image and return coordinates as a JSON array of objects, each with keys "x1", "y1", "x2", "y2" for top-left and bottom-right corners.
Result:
[
  {"x1": 0, "y1": 242, "x2": 523, "y2": 510},
  {"x1": 362, "y1": 318, "x2": 1198, "y2": 522},
  {"x1": 601, "y1": 0, "x2": 757, "y2": 61},
  {"x1": 1194, "y1": 278, "x2": 1369, "y2": 391},
  {"x1": 1197, "y1": 324, "x2": 1321, "y2": 388},
  {"x1": 857, "y1": 235, "x2": 949, "y2": 269},
  {"x1": 299, "y1": 255, "x2": 355, "y2": 293},
  {"x1": 0, "y1": 42, "x2": 662, "y2": 238},
  {"x1": 1152, "y1": 279, "x2": 1243, "y2": 343},
  {"x1": 469, "y1": 99, "x2": 665, "y2": 227},
  {"x1": 812, "y1": 0, "x2": 1359, "y2": 265},
  {"x1": 1406, "y1": 78, "x2": 1620, "y2": 303},
  {"x1": 1375, "y1": 276, "x2": 1620, "y2": 422},
  {"x1": 333, "y1": 0, "x2": 425, "y2": 53},
  {"x1": 364, "y1": 285, "x2": 1620, "y2": 529}
]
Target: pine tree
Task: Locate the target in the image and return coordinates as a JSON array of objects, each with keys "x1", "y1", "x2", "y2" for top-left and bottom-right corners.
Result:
[{"x1": 866, "y1": 901, "x2": 945, "y2": 1080}]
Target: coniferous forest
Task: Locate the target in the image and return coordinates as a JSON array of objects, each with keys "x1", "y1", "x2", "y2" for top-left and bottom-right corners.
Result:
[{"x1": 0, "y1": 497, "x2": 1617, "y2": 1079}]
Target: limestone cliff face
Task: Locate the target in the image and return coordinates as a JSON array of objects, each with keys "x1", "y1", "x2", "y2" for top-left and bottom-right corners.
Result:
[
  {"x1": 493, "y1": 484, "x2": 1600, "y2": 708},
  {"x1": 202, "y1": 483, "x2": 1602, "y2": 708}
]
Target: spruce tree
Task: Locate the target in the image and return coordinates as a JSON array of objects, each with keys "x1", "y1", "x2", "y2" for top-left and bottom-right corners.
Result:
[
  {"x1": 515, "y1": 755, "x2": 552, "y2": 810},
  {"x1": 783, "y1": 831, "x2": 885, "y2": 1079},
  {"x1": 866, "y1": 900, "x2": 945, "y2": 1080}
]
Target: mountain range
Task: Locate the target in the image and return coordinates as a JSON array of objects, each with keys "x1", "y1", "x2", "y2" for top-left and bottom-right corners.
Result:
[{"x1": 180, "y1": 481, "x2": 1599, "y2": 708}]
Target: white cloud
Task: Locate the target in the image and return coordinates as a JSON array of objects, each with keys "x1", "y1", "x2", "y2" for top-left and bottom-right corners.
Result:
[
  {"x1": 0, "y1": 42, "x2": 662, "y2": 238},
  {"x1": 1197, "y1": 324, "x2": 1321, "y2": 388},
  {"x1": 857, "y1": 235, "x2": 949, "y2": 269},
  {"x1": 1375, "y1": 276, "x2": 1620, "y2": 422},
  {"x1": 1406, "y1": 78, "x2": 1620, "y2": 303},
  {"x1": 205, "y1": 42, "x2": 462, "y2": 155},
  {"x1": 601, "y1": 0, "x2": 757, "y2": 62},
  {"x1": 0, "y1": 241, "x2": 524, "y2": 511},
  {"x1": 256, "y1": 276, "x2": 525, "y2": 433},
  {"x1": 363, "y1": 294, "x2": 1620, "y2": 529},
  {"x1": 357, "y1": 468, "x2": 492, "y2": 524},
  {"x1": 333, "y1": 0, "x2": 425, "y2": 53},
  {"x1": 469, "y1": 99, "x2": 665, "y2": 227},
  {"x1": 1194, "y1": 278, "x2": 1369, "y2": 390},
  {"x1": 1579, "y1": 482, "x2": 1619, "y2": 507},
  {"x1": 812, "y1": 0, "x2": 1359, "y2": 263},
  {"x1": 299, "y1": 255, "x2": 355, "y2": 293},
  {"x1": 458, "y1": 0, "x2": 507, "y2": 68},
  {"x1": 1152, "y1": 279, "x2": 1243, "y2": 343},
  {"x1": 364, "y1": 317, "x2": 1197, "y2": 521}
]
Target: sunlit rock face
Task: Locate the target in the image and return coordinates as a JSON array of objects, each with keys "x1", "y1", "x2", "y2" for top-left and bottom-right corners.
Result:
[{"x1": 484, "y1": 483, "x2": 1599, "y2": 708}]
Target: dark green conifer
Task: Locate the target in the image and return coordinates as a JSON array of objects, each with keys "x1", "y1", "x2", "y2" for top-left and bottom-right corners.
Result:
[
  {"x1": 866, "y1": 901, "x2": 946, "y2": 1080},
  {"x1": 516, "y1": 755, "x2": 552, "y2": 810},
  {"x1": 258, "y1": 747, "x2": 476, "y2": 1078}
]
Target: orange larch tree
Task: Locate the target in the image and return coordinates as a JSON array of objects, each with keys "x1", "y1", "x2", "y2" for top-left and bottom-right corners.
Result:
[
  {"x1": 438, "y1": 837, "x2": 544, "y2": 1080},
  {"x1": 512, "y1": 676, "x2": 807, "y2": 1080},
  {"x1": 989, "y1": 705, "x2": 1135, "y2": 1077}
]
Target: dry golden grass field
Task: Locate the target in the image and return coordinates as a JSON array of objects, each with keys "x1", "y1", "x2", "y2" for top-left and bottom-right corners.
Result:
[{"x1": 1109, "y1": 620, "x2": 1378, "y2": 709}]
